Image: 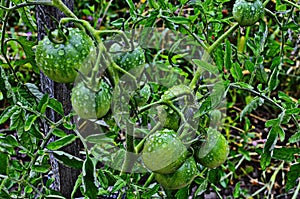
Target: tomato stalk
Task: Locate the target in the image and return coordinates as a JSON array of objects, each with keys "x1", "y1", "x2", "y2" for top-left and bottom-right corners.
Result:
[{"x1": 189, "y1": 23, "x2": 239, "y2": 90}]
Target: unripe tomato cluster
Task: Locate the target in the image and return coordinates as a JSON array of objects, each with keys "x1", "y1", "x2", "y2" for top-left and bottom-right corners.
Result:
[{"x1": 35, "y1": 28, "x2": 230, "y2": 191}]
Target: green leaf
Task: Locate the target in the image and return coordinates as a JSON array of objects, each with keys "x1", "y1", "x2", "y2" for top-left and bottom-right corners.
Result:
[
  {"x1": 98, "y1": 169, "x2": 109, "y2": 189},
  {"x1": 86, "y1": 134, "x2": 114, "y2": 144},
  {"x1": 286, "y1": 108, "x2": 300, "y2": 115},
  {"x1": 194, "y1": 178, "x2": 208, "y2": 196},
  {"x1": 24, "y1": 115, "x2": 38, "y2": 131},
  {"x1": 164, "y1": 16, "x2": 191, "y2": 24},
  {"x1": 0, "y1": 105, "x2": 19, "y2": 124},
  {"x1": 52, "y1": 128, "x2": 67, "y2": 138},
  {"x1": 240, "y1": 97, "x2": 260, "y2": 119},
  {"x1": 230, "y1": 63, "x2": 243, "y2": 81},
  {"x1": 53, "y1": 151, "x2": 83, "y2": 169},
  {"x1": 278, "y1": 91, "x2": 293, "y2": 103},
  {"x1": 46, "y1": 134, "x2": 77, "y2": 150},
  {"x1": 0, "y1": 91, "x2": 3, "y2": 100},
  {"x1": 286, "y1": 163, "x2": 300, "y2": 191},
  {"x1": 111, "y1": 178, "x2": 126, "y2": 193},
  {"x1": 224, "y1": 39, "x2": 232, "y2": 71},
  {"x1": 175, "y1": 186, "x2": 189, "y2": 199},
  {"x1": 265, "y1": 118, "x2": 279, "y2": 128},
  {"x1": 192, "y1": 59, "x2": 218, "y2": 74},
  {"x1": 273, "y1": 148, "x2": 300, "y2": 162},
  {"x1": 48, "y1": 98, "x2": 64, "y2": 115},
  {"x1": 126, "y1": 0, "x2": 136, "y2": 18},
  {"x1": 233, "y1": 182, "x2": 241, "y2": 198},
  {"x1": 82, "y1": 155, "x2": 98, "y2": 199},
  {"x1": 141, "y1": 184, "x2": 160, "y2": 198},
  {"x1": 10, "y1": 109, "x2": 25, "y2": 131},
  {"x1": 245, "y1": 60, "x2": 255, "y2": 73},
  {"x1": 32, "y1": 164, "x2": 51, "y2": 173},
  {"x1": 25, "y1": 83, "x2": 44, "y2": 100},
  {"x1": 0, "y1": 153, "x2": 9, "y2": 175},
  {"x1": 37, "y1": 94, "x2": 49, "y2": 114},
  {"x1": 71, "y1": 174, "x2": 82, "y2": 199},
  {"x1": 234, "y1": 82, "x2": 254, "y2": 90},
  {"x1": 289, "y1": 130, "x2": 300, "y2": 143},
  {"x1": 260, "y1": 126, "x2": 278, "y2": 170}
]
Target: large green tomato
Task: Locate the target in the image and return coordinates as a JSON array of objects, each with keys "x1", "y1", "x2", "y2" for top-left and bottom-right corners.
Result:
[
  {"x1": 233, "y1": 0, "x2": 264, "y2": 26},
  {"x1": 71, "y1": 80, "x2": 112, "y2": 119},
  {"x1": 142, "y1": 129, "x2": 188, "y2": 174},
  {"x1": 35, "y1": 28, "x2": 96, "y2": 83},
  {"x1": 155, "y1": 157, "x2": 198, "y2": 190},
  {"x1": 194, "y1": 128, "x2": 229, "y2": 168}
]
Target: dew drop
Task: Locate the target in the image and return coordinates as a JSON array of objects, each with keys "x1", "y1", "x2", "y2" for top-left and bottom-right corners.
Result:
[{"x1": 58, "y1": 49, "x2": 65, "y2": 56}]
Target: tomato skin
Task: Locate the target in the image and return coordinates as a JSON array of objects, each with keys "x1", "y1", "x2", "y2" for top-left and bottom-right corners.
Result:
[
  {"x1": 194, "y1": 128, "x2": 229, "y2": 169},
  {"x1": 233, "y1": 0, "x2": 264, "y2": 26},
  {"x1": 71, "y1": 81, "x2": 112, "y2": 119},
  {"x1": 110, "y1": 43, "x2": 146, "y2": 72},
  {"x1": 142, "y1": 129, "x2": 188, "y2": 174},
  {"x1": 35, "y1": 28, "x2": 96, "y2": 83},
  {"x1": 155, "y1": 157, "x2": 198, "y2": 190}
]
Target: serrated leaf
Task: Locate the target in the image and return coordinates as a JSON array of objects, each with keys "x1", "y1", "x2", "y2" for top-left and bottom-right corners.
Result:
[
  {"x1": 141, "y1": 184, "x2": 160, "y2": 198},
  {"x1": 289, "y1": 130, "x2": 300, "y2": 143},
  {"x1": 273, "y1": 148, "x2": 300, "y2": 162},
  {"x1": 53, "y1": 151, "x2": 83, "y2": 169},
  {"x1": 82, "y1": 155, "x2": 98, "y2": 199},
  {"x1": 286, "y1": 163, "x2": 300, "y2": 191},
  {"x1": 25, "y1": 83, "x2": 44, "y2": 100},
  {"x1": 0, "y1": 105, "x2": 19, "y2": 124},
  {"x1": 278, "y1": 91, "x2": 293, "y2": 103},
  {"x1": 10, "y1": 109, "x2": 25, "y2": 131},
  {"x1": 24, "y1": 115, "x2": 38, "y2": 131},
  {"x1": 46, "y1": 134, "x2": 77, "y2": 150},
  {"x1": 260, "y1": 126, "x2": 278, "y2": 170},
  {"x1": 48, "y1": 98, "x2": 64, "y2": 115}
]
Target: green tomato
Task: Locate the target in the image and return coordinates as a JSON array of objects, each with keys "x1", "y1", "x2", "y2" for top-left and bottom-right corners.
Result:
[
  {"x1": 133, "y1": 83, "x2": 151, "y2": 106},
  {"x1": 233, "y1": 0, "x2": 264, "y2": 26},
  {"x1": 71, "y1": 80, "x2": 112, "y2": 119},
  {"x1": 110, "y1": 43, "x2": 146, "y2": 72},
  {"x1": 142, "y1": 129, "x2": 188, "y2": 174},
  {"x1": 155, "y1": 157, "x2": 198, "y2": 190},
  {"x1": 35, "y1": 28, "x2": 96, "y2": 83},
  {"x1": 194, "y1": 128, "x2": 229, "y2": 168},
  {"x1": 157, "y1": 105, "x2": 180, "y2": 131}
]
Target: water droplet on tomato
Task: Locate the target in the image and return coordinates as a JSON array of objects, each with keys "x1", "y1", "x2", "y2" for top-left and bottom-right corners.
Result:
[{"x1": 58, "y1": 49, "x2": 65, "y2": 56}]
